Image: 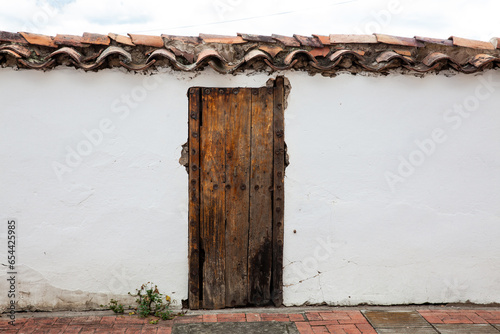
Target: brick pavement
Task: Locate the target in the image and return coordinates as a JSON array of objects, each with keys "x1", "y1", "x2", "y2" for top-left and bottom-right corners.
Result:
[{"x1": 0, "y1": 308, "x2": 499, "y2": 333}]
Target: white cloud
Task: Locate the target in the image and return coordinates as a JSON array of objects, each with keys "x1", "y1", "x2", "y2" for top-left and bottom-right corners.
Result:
[{"x1": 0, "y1": 0, "x2": 498, "y2": 41}]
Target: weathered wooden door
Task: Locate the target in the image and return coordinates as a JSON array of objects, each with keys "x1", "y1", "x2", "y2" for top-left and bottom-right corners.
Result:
[{"x1": 187, "y1": 77, "x2": 285, "y2": 310}]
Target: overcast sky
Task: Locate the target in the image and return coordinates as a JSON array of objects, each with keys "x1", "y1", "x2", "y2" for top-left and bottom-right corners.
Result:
[{"x1": 1, "y1": 0, "x2": 498, "y2": 42}]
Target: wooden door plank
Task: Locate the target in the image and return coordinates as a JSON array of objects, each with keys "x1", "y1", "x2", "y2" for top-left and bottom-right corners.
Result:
[
  {"x1": 188, "y1": 87, "x2": 201, "y2": 310},
  {"x1": 248, "y1": 87, "x2": 274, "y2": 305},
  {"x1": 224, "y1": 88, "x2": 251, "y2": 307},
  {"x1": 200, "y1": 87, "x2": 226, "y2": 309},
  {"x1": 272, "y1": 77, "x2": 285, "y2": 306}
]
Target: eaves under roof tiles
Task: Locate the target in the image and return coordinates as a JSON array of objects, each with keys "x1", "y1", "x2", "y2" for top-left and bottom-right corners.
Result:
[{"x1": 0, "y1": 31, "x2": 499, "y2": 75}]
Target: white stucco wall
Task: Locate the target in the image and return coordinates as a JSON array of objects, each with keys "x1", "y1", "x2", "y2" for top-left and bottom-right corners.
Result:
[{"x1": 0, "y1": 67, "x2": 499, "y2": 310}]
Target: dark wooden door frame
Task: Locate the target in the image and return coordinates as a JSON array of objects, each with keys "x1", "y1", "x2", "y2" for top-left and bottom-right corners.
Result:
[{"x1": 187, "y1": 77, "x2": 285, "y2": 310}]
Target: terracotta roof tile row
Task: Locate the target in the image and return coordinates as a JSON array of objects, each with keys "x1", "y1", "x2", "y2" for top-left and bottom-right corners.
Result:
[{"x1": 1, "y1": 31, "x2": 500, "y2": 75}]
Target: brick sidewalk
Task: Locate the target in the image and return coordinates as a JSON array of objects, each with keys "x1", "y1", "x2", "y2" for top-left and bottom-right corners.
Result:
[{"x1": 1, "y1": 309, "x2": 499, "y2": 333}]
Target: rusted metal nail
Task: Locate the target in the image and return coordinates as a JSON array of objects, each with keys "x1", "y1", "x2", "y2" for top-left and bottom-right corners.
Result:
[
  {"x1": 254, "y1": 185, "x2": 260, "y2": 190},
  {"x1": 267, "y1": 87, "x2": 273, "y2": 95},
  {"x1": 276, "y1": 207, "x2": 281, "y2": 213},
  {"x1": 276, "y1": 129, "x2": 284, "y2": 138},
  {"x1": 191, "y1": 179, "x2": 196, "y2": 185},
  {"x1": 240, "y1": 184, "x2": 246, "y2": 190},
  {"x1": 277, "y1": 172, "x2": 283, "y2": 178},
  {"x1": 225, "y1": 184, "x2": 231, "y2": 189},
  {"x1": 232, "y1": 88, "x2": 239, "y2": 94},
  {"x1": 204, "y1": 88, "x2": 211, "y2": 94},
  {"x1": 191, "y1": 148, "x2": 196, "y2": 155},
  {"x1": 219, "y1": 88, "x2": 225, "y2": 94},
  {"x1": 190, "y1": 112, "x2": 198, "y2": 120},
  {"x1": 192, "y1": 132, "x2": 198, "y2": 138},
  {"x1": 277, "y1": 103, "x2": 282, "y2": 110},
  {"x1": 190, "y1": 220, "x2": 195, "y2": 226},
  {"x1": 191, "y1": 165, "x2": 198, "y2": 171},
  {"x1": 213, "y1": 184, "x2": 219, "y2": 190},
  {"x1": 252, "y1": 88, "x2": 258, "y2": 95}
]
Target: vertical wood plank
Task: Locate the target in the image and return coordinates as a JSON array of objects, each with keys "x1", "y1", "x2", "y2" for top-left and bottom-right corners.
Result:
[
  {"x1": 200, "y1": 87, "x2": 226, "y2": 309},
  {"x1": 224, "y1": 88, "x2": 251, "y2": 307},
  {"x1": 188, "y1": 87, "x2": 201, "y2": 310},
  {"x1": 272, "y1": 77, "x2": 285, "y2": 306},
  {"x1": 248, "y1": 87, "x2": 274, "y2": 305}
]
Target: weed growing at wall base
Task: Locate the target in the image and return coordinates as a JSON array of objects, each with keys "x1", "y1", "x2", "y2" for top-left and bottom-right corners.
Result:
[
  {"x1": 130, "y1": 282, "x2": 175, "y2": 320},
  {"x1": 103, "y1": 282, "x2": 184, "y2": 321},
  {"x1": 101, "y1": 299, "x2": 126, "y2": 314}
]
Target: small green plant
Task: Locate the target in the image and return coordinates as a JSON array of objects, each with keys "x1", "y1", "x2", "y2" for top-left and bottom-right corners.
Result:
[
  {"x1": 129, "y1": 282, "x2": 174, "y2": 320},
  {"x1": 103, "y1": 282, "x2": 184, "y2": 321},
  {"x1": 101, "y1": 299, "x2": 124, "y2": 314}
]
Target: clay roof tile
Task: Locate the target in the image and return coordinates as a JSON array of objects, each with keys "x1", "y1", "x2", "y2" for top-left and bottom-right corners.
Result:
[
  {"x1": 258, "y1": 45, "x2": 283, "y2": 57},
  {"x1": 19, "y1": 32, "x2": 57, "y2": 48},
  {"x1": 271, "y1": 34, "x2": 301, "y2": 47},
  {"x1": 54, "y1": 34, "x2": 85, "y2": 47},
  {"x1": 108, "y1": 33, "x2": 134, "y2": 46},
  {"x1": 237, "y1": 33, "x2": 276, "y2": 43},
  {"x1": 199, "y1": 34, "x2": 245, "y2": 44},
  {"x1": 161, "y1": 34, "x2": 201, "y2": 44},
  {"x1": 128, "y1": 34, "x2": 164, "y2": 48},
  {"x1": 375, "y1": 34, "x2": 423, "y2": 47},
  {"x1": 310, "y1": 47, "x2": 330, "y2": 58},
  {"x1": 293, "y1": 34, "x2": 323, "y2": 47},
  {"x1": 1, "y1": 30, "x2": 500, "y2": 75},
  {"x1": 490, "y1": 37, "x2": 500, "y2": 49},
  {"x1": 450, "y1": 36, "x2": 495, "y2": 50},
  {"x1": 330, "y1": 34, "x2": 377, "y2": 44},
  {"x1": 415, "y1": 36, "x2": 453, "y2": 46},
  {"x1": 312, "y1": 34, "x2": 331, "y2": 45},
  {"x1": 82, "y1": 33, "x2": 110, "y2": 46},
  {"x1": 0, "y1": 31, "x2": 27, "y2": 43}
]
